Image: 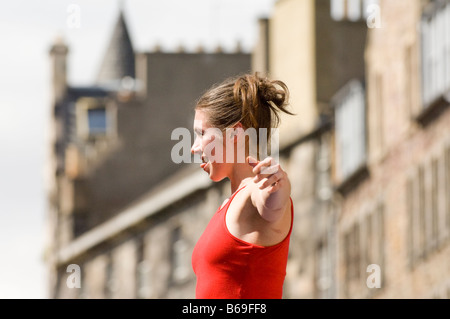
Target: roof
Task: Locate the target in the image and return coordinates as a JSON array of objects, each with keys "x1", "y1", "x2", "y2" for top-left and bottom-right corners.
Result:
[{"x1": 96, "y1": 11, "x2": 135, "y2": 85}]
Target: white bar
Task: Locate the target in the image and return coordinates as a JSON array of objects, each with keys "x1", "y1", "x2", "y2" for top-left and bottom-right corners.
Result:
[
  {"x1": 431, "y1": 14, "x2": 437, "y2": 103},
  {"x1": 363, "y1": 0, "x2": 379, "y2": 18},
  {"x1": 436, "y1": 11, "x2": 441, "y2": 96},
  {"x1": 438, "y1": 9, "x2": 444, "y2": 95},
  {"x1": 335, "y1": 81, "x2": 365, "y2": 180},
  {"x1": 347, "y1": 0, "x2": 362, "y2": 21},
  {"x1": 446, "y1": 4, "x2": 450, "y2": 91},
  {"x1": 331, "y1": 0, "x2": 345, "y2": 21},
  {"x1": 422, "y1": 21, "x2": 429, "y2": 105}
]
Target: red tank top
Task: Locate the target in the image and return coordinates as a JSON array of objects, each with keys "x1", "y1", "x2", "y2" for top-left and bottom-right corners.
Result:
[{"x1": 192, "y1": 186, "x2": 294, "y2": 299}]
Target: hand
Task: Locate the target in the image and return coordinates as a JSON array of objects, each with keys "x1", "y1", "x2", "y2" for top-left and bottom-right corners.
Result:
[{"x1": 247, "y1": 156, "x2": 287, "y2": 194}]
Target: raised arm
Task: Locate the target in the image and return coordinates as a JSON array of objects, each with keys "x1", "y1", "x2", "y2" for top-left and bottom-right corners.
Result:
[{"x1": 247, "y1": 156, "x2": 292, "y2": 223}]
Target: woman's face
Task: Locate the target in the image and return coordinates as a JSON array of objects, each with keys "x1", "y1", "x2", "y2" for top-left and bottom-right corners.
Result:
[{"x1": 191, "y1": 109, "x2": 231, "y2": 182}]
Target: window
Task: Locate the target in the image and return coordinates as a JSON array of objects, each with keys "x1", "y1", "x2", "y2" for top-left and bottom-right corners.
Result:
[
  {"x1": 343, "y1": 231, "x2": 353, "y2": 293},
  {"x1": 135, "y1": 236, "x2": 151, "y2": 299},
  {"x1": 364, "y1": 211, "x2": 373, "y2": 267},
  {"x1": 418, "y1": 165, "x2": 427, "y2": 258},
  {"x1": 405, "y1": 44, "x2": 420, "y2": 118},
  {"x1": 421, "y1": 1, "x2": 450, "y2": 107},
  {"x1": 87, "y1": 107, "x2": 107, "y2": 135},
  {"x1": 368, "y1": 71, "x2": 385, "y2": 161},
  {"x1": 446, "y1": 146, "x2": 450, "y2": 239},
  {"x1": 344, "y1": 223, "x2": 362, "y2": 297},
  {"x1": 374, "y1": 73, "x2": 385, "y2": 155},
  {"x1": 331, "y1": 0, "x2": 379, "y2": 21},
  {"x1": 407, "y1": 149, "x2": 450, "y2": 268},
  {"x1": 77, "y1": 263, "x2": 86, "y2": 299},
  {"x1": 431, "y1": 158, "x2": 439, "y2": 250},
  {"x1": 334, "y1": 80, "x2": 367, "y2": 183},
  {"x1": 345, "y1": 224, "x2": 361, "y2": 282},
  {"x1": 363, "y1": 204, "x2": 384, "y2": 294},
  {"x1": 374, "y1": 204, "x2": 384, "y2": 284},
  {"x1": 104, "y1": 253, "x2": 118, "y2": 298},
  {"x1": 406, "y1": 176, "x2": 415, "y2": 267},
  {"x1": 343, "y1": 203, "x2": 385, "y2": 297},
  {"x1": 316, "y1": 241, "x2": 333, "y2": 299},
  {"x1": 76, "y1": 97, "x2": 115, "y2": 141},
  {"x1": 170, "y1": 227, "x2": 190, "y2": 284}
]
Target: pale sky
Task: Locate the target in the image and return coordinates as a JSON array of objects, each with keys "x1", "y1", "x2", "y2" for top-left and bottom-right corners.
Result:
[{"x1": 0, "y1": 0, "x2": 276, "y2": 298}]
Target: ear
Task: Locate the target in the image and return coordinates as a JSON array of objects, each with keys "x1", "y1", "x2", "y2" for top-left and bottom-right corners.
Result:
[
  {"x1": 233, "y1": 122, "x2": 245, "y2": 130},
  {"x1": 230, "y1": 122, "x2": 245, "y2": 143}
]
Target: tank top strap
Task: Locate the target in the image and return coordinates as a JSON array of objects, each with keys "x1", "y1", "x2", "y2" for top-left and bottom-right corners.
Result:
[{"x1": 218, "y1": 185, "x2": 247, "y2": 212}]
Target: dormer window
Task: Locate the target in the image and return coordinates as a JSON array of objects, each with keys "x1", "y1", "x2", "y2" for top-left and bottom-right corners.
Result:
[
  {"x1": 76, "y1": 97, "x2": 116, "y2": 140},
  {"x1": 87, "y1": 107, "x2": 107, "y2": 135}
]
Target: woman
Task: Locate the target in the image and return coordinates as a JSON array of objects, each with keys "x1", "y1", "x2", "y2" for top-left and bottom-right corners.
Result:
[{"x1": 190, "y1": 73, "x2": 294, "y2": 299}]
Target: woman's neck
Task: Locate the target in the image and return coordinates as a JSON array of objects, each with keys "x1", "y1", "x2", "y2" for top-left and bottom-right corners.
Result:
[{"x1": 229, "y1": 162, "x2": 255, "y2": 194}]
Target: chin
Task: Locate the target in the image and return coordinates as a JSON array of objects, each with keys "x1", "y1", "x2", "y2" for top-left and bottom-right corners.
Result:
[
  {"x1": 208, "y1": 170, "x2": 226, "y2": 182},
  {"x1": 208, "y1": 165, "x2": 227, "y2": 183},
  {"x1": 210, "y1": 175, "x2": 227, "y2": 183}
]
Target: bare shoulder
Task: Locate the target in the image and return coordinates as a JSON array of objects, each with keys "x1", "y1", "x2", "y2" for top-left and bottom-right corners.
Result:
[{"x1": 226, "y1": 182, "x2": 292, "y2": 247}]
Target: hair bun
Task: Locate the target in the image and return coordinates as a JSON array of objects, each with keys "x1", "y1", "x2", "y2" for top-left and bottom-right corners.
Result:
[
  {"x1": 232, "y1": 73, "x2": 293, "y2": 129},
  {"x1": 257, "y1": 77, "x2": 287, "y2": 107}
]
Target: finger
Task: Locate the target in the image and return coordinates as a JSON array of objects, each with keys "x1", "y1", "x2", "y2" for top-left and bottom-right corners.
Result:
[
  {"x1": 260, "y1": 163, "x2": 280, "y2": 175},
  {"x1": 253, "y1": 164, "x2": 272, "y2": 183},
  {"x1": 247, "y1": 156, "x2": 259, "y2": 168},
  {"x1": 267, "y1": 182, "x2": 281, "y2": 194},
  {"x1": 252, "y1": 157, "x2": 273, "y2": 174},
  {"x1": 254, "y1": 163, "x2": 281, "y2": 183},
  {"x1": 259, "y1": 171, "x2": 284, "y2": 189},
  {"x1": 253, "y1": 164, "x2": 282, "y2": 183}
]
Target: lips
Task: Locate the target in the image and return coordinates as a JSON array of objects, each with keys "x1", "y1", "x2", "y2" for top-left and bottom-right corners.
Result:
[
  {"x1": 201, "y1": 161, "x2": 210, "y2": 171},
  {"x1": 200, "y1": 155, "x2": 210, "y2": 171}
]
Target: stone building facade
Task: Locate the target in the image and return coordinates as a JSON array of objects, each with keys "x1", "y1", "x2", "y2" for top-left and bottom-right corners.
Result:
[{"x1": 46, "y1": 0, "x2": 450, "y2": 299}]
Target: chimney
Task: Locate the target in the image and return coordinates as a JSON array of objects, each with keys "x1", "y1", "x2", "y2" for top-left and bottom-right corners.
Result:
[
  {"x1": 252, "y1": 18, "x2": 270, "y2": 75},
  {"x1": 135, "y1": 52, "x2": 148, "y2": 99},
  {"x1": 214, "y1": 44, "x2": 223, "y2": 53},
  {"x1": 151, "y1": 42, "x2": 163, "y2": 53},
  {"x1": 195, "y1": 44, "x2": 205, "y2": 53},
  {"x1": 49, "y1": 36, "x2": 69, "y2": 105},
  {"x1": 176, "y1": 43, "x2": 186, "y2": 53},
  {"x1": 234, "y1": 40, "x2": 243, "y2": 53}
]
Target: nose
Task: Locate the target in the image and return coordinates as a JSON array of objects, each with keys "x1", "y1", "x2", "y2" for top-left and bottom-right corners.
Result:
[{"x1": 191, "y1": 137, "x2": 202, "y2": 155}]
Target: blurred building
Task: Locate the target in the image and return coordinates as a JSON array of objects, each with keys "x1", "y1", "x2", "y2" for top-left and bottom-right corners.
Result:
[{"x1": 46, "y1": 0, "x2": 450, "y2": 299}]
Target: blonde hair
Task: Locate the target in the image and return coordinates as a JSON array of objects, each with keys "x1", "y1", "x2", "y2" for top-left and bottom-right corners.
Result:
[{"x1": 195, "y1": 73, "x2": 294, "y2": 152}]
